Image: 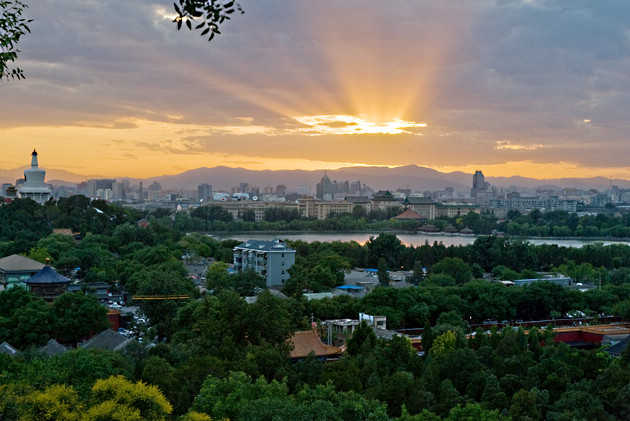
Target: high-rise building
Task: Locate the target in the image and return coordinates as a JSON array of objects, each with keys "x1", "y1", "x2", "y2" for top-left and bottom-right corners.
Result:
[
  {"x1": 198, "y1": 183, "x2": 213, "y2": 201},
  {"x1": 112, "y1": 181, "x2": 125, "y2": 200},
  {"x1": 86, "y1": 179, "x2": 115, "y2": 198},
  {"x1": 349, "y1": 180, "x2": 362, "y2": 195},
  {"x1": 296, "y1": 185, "x2": 311, "y2": 197},
  {"x1": 472, "y1": 170, "x2": 485, "y2": 190},
  {"x1": 316, "y1": 173, "x2": 334, "y2": 201},
  {"x1": 471, "y1": 170, "x2": 486, "y2": 198},
  {"x1": 148, "y1": 181, "x2": 162, "y2": 191}
]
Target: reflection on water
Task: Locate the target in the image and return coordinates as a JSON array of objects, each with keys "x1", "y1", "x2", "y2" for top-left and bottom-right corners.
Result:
[{"x1": 217, "y1": 233, "x2": 630, "y2": 248}]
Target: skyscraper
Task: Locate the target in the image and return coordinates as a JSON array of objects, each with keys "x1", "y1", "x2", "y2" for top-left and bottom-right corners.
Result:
[
  {"x1": 316, "y1": 173, "x2": 334, "y2": 201},
  {"x1": 198, "y1": 183, "x2": 213, "y2": 201},
  {"x1": 471, "y1": 170, "x2": 486, "y2": 198}
]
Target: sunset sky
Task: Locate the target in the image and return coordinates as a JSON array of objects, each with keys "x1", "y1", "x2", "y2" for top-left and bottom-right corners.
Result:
[{"x1": 2, "y1": 1, "x2": 630, "y2": 180}]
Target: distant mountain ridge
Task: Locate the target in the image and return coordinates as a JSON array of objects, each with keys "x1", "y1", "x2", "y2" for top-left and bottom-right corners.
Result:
[
  {"x1": 1, "y1": 165, "x2": 629, "y2": 193},
  {"x1": 148, "y1": 166, "x2": 630, "y2": 193}
]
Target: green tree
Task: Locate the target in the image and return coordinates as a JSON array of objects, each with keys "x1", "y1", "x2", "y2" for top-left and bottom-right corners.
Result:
[
  {"x1": 366, "y1": 233, "x2": 405, "y2": 268},
  {"x1": 52, "y1": 292, "x2": 110, "y2": 344},
  {"x1": 0, "y1": 0, "x2": 32, "y2": 80},
  {"x1": 346, "y1": 320, "x2": 377, "y2": 356},
  {"x1": 447, "y1": 403, "x2": 507, "y2": 421},
  {"x1": 205, "y1": 261, "x2": 231, "y2": 292},
  {"x1": 377, "y1": 258, "x2": 390, "y2": 287},
  {"x1": 231, "y1": 269, "x2": 266, "y2": 296},
  {"x1": 612, "y1": 299, "x2": 630, "y2": 320},
  {"x1": 509, "y1": 388, "x2": 546, "y2": 421},
  {"x1": 242, "y1": 209, "x2": 256, "y2": 222},
  {"x1": 191, "y1": 371, "x2": 287, "y2": 420},
  {"x1": 130, "y1": 266, "x2": 196, "y2": 339},
  {"x1": 7, "y1": 298, "x2": 55, "y2": 348},
  {"x1": 431, "y1": 257, "x2": 473, "y2": 285}
]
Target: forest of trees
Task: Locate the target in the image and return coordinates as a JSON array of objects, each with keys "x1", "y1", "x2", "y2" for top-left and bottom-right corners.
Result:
[{"x1": 2, "y1": 197, "x2": 630, "y2": 419}]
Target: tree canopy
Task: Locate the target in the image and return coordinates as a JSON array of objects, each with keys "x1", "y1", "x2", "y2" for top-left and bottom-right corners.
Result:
[{"x1": 0, "y1": 0, "x2": 31, "y2": 80}]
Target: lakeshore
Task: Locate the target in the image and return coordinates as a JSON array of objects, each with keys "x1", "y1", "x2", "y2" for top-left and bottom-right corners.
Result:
[{"x1": 214, "y1": 231, "x2": 630, "y2": 248}]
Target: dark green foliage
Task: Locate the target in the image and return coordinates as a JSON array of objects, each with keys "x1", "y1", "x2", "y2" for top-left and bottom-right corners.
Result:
[
  {"x1": 346, "y1": 321, "x2": 376, "y2": 356},
  {"x1": 173, "y1": 0, "x2": 244, "y2": 42},
  {"x1": 5, "y1": 200, "x2": 630, "y2": 419},
  {"x1": 190, "y1": 205, "x2": 233, "y2": 223},
  {"x1": 431, "y1": 257, "x2": 473, "y2": 285},
  {"x1": 366, "y1": 233, "x2": 405, "y2": 269},
  {"x1": 52, "y1": 293, "x2": 110, "y2": 344},
  {"x1": 0, "y1": 0, "x2": 32, "y2": 81},
  {"x1": 377, "y1": 257, "x2": 390, "y2": 287}
]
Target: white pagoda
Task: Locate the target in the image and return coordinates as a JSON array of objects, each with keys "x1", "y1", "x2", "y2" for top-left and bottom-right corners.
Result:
[{"x1": 18, "y1": 149, "x2": 51, "y2": 204}]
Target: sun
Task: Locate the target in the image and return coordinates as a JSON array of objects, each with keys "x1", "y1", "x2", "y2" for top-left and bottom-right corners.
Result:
[{"x1": 292, "y1": 114, "x2": 427, "y2": 136}]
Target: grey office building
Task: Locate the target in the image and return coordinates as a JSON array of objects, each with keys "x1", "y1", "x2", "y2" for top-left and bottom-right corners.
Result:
[{"x1": 233, "y1": 239, "x2": 295, "y2": 288}]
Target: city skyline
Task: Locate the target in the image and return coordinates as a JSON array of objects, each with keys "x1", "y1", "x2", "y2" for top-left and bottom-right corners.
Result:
[{"x1": 2, "y1": 1, "x2": 630, "y2": 179}]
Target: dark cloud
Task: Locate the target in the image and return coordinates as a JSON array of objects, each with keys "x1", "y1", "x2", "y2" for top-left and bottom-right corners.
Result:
[{"x1": 2, "y1": 0, "x2": 630, "y2": 173}]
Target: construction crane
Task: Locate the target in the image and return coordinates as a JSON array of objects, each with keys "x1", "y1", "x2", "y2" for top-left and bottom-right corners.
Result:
[{"x1": 131, "y1": 295, "x2": 191, "y2": 301}]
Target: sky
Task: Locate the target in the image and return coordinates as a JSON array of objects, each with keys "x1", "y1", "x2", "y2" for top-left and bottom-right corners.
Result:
[{"x1": 2, "y1": 0, "x2": 630, "y2": 180}]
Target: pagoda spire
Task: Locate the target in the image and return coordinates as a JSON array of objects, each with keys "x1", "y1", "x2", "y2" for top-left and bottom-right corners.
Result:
[{"x1": 31, "y1": 149, "x2": 39, "y2": 168}]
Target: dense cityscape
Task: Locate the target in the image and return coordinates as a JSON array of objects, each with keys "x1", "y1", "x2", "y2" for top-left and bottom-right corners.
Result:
[{"x1": 4, "y1": 150, "x2": 630, "y2": 228}]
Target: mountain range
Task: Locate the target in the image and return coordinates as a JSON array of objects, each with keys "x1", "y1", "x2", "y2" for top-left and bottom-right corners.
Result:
[{"x1": 1, "y1": 165, "x2": 629, "y2": 194}]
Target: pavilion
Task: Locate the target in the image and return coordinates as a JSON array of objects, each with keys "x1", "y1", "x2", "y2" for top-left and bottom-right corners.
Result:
[{"x1": 24, "y1": 260, "x2": 71, "y2": 302}]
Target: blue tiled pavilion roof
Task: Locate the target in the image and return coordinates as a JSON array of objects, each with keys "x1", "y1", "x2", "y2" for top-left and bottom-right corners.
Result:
[{"x1": 24, "y1": 266, "x2": 70, "y2": 285}]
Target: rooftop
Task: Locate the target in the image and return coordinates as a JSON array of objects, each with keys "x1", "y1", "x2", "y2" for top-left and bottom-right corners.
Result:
[
  {"x1": 0, "y1": 254, "x2": 45, "y2": 273},
  {"x1": 235, "y1": 238, "x2": 295, "y2": 253},
  {"x1": 288, "y1": 330, "x2": 342, "y2": 359},
  {"x1": 24, "y1": 265, "x2": 71, "y2": 285},
  {"x1": 79, "y1": 329, "x2": 130, "y2": 352}
]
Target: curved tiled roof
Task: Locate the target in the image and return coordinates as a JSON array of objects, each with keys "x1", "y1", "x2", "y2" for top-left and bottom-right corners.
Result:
[
  {"x1": 24, "y1": 266, "x2": 70, "y2": 285},
  {"x1": 0, "y1": 254, "x2": 45, "y2": 273}
]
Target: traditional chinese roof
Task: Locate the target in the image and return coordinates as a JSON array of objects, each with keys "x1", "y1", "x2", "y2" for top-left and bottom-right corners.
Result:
[
  {"x1": 404, "y1": 197, "x2": 435, "y2": 205},
  {"x1": 288, "y1": 330, "x2": 342, "y2": 359},
  {"x1": 38, "y1": 339, "x2": 68, "y2": 357},
  {"x1": 605, "y1": 335, "x2": 630, "y2": 357},
  {"x1": 0, "y1": 342, "x2": 20, "y2": 356},
  {"x1": 24, "y1": 265, "x2": 70, "y2": 285},
  {"x1": 372, "y1": 190, "x2": 396, "y2": 200},
  {"x1": 0, "y1": 254, "x2": 45, "y2": 273},
  {"x1": 79, "y1": 329, "x2": 130, "y2": 352},
  {"x1": 345, "y1": 196, "x2": 371, "y2": 204},
  {"x1": 394, "y1": 209, "x2": 424, "y2": 220},
  {"x1": 444, "y1": 225, "x2": 458, "y2": 233},
  {"x1": 419, "y1": 223, "x2": 440, "y2": 232}
]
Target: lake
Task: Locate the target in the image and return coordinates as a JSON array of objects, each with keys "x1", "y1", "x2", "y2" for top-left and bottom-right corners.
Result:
[{"x1": 216, "y1": 232, "x2": 630, "y2": 248}]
